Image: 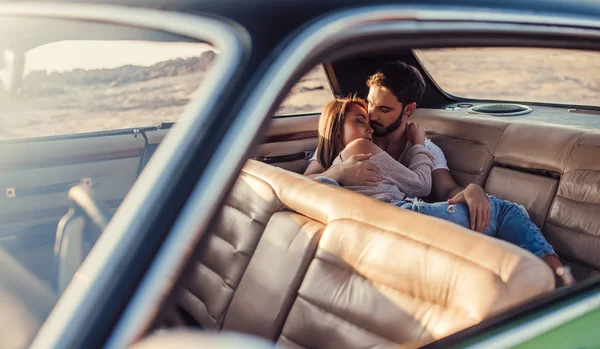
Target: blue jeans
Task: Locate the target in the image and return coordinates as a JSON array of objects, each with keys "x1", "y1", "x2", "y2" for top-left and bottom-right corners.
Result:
[
  {"x1": 313, "y1": 176, "x2": 556, "y2": 259},
  {"x1": 314, "y1": 176, "x2": 342, "y2": 186},
  {"x1": 396, "y1": 197, "x2": 556, "y2": 258}
]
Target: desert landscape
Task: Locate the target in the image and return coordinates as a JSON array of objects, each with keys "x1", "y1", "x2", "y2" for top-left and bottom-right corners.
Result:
[
  {"x1": 414, "y1": 48, "x2": 600, "y2": 106},
  {"x1": 1, "y1": 47, "x2": 599, "y2": 140}
]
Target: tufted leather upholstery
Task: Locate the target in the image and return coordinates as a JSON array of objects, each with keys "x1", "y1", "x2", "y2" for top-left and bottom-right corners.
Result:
[
  {"x1": 223, "y1": 211, "x2": 325, "y2": 339},
  {"x1": 412, "y1": 109, "x2": 600, "y2": 280},
  {"x1": 169, "y1": 159, "x2": 554, "y2": 349},
  {"x1": 484, "y1": 167, "x2": 558, "y2": 229},
  {"x1": 545, "y1": 131, "x2": 600, "y2": 280},
  {"x1": 236, "y1": 161, "x2": 553, "y2": 348},
  {"x1": 412, "y1": 109, "x2": 506, "y2": 187},
  {"x1": 169, "y1": 169, "x2": 286, "y2": 329}
]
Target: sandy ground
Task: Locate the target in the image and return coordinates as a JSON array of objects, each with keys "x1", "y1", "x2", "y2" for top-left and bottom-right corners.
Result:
[
  {"x1": 414, "y1": 48, "x2": 600, "y2": 106},
  {"x1": 0, "y1": 71, "x2": 204, "y2": 139},
  {"x1": 275, "y1": 66, "x2": 333, "y2": 115},
  {"x1": 1, "y1": 48, "x2": 599, "y2": 140}
]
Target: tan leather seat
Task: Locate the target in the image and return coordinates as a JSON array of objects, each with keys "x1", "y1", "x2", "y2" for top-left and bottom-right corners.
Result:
[
  {"x1": 257, "y1": 107, "x2": 600, "y2": 284},
  {"x1": 545, "y1": 131, "x2": 600, "y2": 280},
  {"x1": 414, "y1": 109, "x2": 600, "y2": 280},
  {"x1": 167, "y1": 168, "x2": 286, "y2": 328},
  {"x1": 412, "y1": 109, "x2": 507, "y2": 187},
  {"x1": 200, "y1": 160, "x2": 554, "y2": 348}
]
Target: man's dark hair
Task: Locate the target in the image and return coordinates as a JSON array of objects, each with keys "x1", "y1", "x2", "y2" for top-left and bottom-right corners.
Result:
[{"x1": 366, "y1": 61, "x2": 426, "y2": 106}]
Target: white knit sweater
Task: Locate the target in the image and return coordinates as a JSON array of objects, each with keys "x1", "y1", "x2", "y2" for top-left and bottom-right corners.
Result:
[{"x1": 344, "y1": 144, "x2": 435, "y2": 204}]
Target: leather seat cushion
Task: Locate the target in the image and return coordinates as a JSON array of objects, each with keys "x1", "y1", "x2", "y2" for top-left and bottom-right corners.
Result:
[{"x1": 484, "y1": 167, "x2": 558, "y2": 229}]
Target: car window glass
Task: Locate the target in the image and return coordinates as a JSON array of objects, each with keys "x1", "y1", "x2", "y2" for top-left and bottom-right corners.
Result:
[
  {"x1": 0, "y1": 40, "x2": 214, "y2": 140},
  {"x1": 414, "y1": 47, "x2": 600, "y2": 108},
  {"x1": 275, "y1": 65, "x2": 333, "y2": 116},
  {"x1": 0, "y1": 15, "x2": 221, "y2": 338}
]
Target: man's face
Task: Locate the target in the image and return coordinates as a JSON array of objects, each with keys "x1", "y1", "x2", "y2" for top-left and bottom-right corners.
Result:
[{"x1": 366, "y1": 85, "x2": 405, "y2": 137}]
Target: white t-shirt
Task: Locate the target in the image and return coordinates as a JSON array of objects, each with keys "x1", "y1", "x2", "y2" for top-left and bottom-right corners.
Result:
[{"x1": 310, "y1": 137, "x2": 449, "y2": 171}]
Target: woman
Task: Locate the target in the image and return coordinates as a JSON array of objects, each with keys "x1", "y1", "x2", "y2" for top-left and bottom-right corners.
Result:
[{"x1": 315, "y1": 96, "x2": 574, "y2": 286}]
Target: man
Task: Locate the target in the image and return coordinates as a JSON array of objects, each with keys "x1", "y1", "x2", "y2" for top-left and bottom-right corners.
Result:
[{"x1": 304, "y1": 61, "x2": 491, "y2": 232}]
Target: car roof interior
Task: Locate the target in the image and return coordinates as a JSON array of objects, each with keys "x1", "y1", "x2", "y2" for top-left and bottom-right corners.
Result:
[{"x1": 0, "y1": 16, "x2": 195, "y2": 53}]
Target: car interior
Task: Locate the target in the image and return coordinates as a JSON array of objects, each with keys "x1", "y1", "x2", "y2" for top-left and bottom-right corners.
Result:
[
  {"x1": 148, "y1": 48, "x2": 600, "y2": 347},
  {"x1": 2, "y1": 14, "x2": 600, "y2": 347},
  {"x1": 0, "y1": 17, "x2": 178, "y2": 288}
]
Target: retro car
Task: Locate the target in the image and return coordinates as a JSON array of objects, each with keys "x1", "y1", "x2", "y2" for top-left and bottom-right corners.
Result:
[{"x1": 0, "y1": 0, "x2": 599, "y2": 348}]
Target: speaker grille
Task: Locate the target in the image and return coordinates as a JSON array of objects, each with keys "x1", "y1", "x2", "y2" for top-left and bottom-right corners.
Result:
[{"x1": 468, "y1": 103, "x2": 532, "y2": 116}]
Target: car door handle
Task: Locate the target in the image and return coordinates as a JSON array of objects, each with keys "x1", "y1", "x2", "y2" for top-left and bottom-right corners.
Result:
[
  {"x1": 4, "y1": 178, "x2": 98, "y2": 198},
  {"x1": 255, "y1": 151, "x2": 312, "y2": 164}
]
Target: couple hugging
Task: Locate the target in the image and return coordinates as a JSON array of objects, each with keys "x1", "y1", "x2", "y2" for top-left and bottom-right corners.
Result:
[{"x1": 304, "y1": 61, "x2": 574, "y2": 287}]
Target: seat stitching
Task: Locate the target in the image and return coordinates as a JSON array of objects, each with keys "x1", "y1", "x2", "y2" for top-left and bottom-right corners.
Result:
[
  {"x1": 562, "y1": 133, "x2": 585, "y2": 173},
  {"x1": 312, "y1": 255, "x2": 478, "y2": 320},
  {"x1": 493, "y1": 156, "x2": 560, "y2": 173},
  {"x1": 182, "y1": 288, "x2": 219, "y2": 323},
  {"x1": 210, "y1": 232, "x2": 253, "y2": 260},
  {"x1": 426, "y1": 133, "x2": 495, "y2": 154},
  {"x1": 278, "y1": 334, "x2": 306, "y2": 349},
  {"x1": 551, "y1": 193, "x2": 600, "y2": 216},
  {"x1": 196, "y1": 261, "x2": 235, "y2": 290},
  {"x1": 541, "y1": 182, "x2": 560, "y2": 231},
  {"x1": 450, "y1": 168, "x2": 486, "y2": 176},
  {"x1": 295, "y1": 293, "x2": 431, "y2": 345},
  {"x1": 324, "y1": 217, "x2": 508, "y2": 280},
  {"x1": 564, "y1": 167, "x2": 600, "y2": 175},
  {"x1": 219, "y1": 205, "x2": 266, "y2": 239},
  {"x1": 545, "y1": 220, "x2": 600, "y2": 240}
]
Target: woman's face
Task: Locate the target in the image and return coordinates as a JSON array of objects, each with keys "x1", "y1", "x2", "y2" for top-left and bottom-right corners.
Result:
[{"x1": 342, "y1": 103, "x2": 373, "y2": 146}]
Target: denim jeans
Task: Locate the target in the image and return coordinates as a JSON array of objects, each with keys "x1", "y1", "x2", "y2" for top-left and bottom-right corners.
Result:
[
  {"x1": 314, "y1": 176, "x2": 342, "y2": 186},
  {"x1": 313, "y1": 176, "x2": 556, "y2": 259},
  {"x1": 396, "y1": 196, "x2": 556, "y2": 258}
]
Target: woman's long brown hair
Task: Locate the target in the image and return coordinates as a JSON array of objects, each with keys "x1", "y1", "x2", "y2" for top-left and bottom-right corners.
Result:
[{"x1": 317, "y1": 96, "x2": 368, "y2": 169}]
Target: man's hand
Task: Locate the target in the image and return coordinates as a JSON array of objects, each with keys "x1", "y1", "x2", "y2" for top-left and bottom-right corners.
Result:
[
  {"x1": 447, "y1": 183, "x2": 490, "y2": 233},
  {"x1": 333, "y1": 153, "x2": 382, "y2": 186},
  {"x1": 406, "y1": 122, "x2": 425, "y2": 145}
]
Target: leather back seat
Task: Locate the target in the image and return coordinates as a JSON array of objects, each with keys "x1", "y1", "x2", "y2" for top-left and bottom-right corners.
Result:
[
  {"x1": 545, "y1": 131, "x2": 600, "y2": 280},
  {"x1": 167, "y1": 169, "x2": 286, "y2": 328},
  {"x1": 413, "y1": 109, "x2": 600, "y2": 280},
  {"x1": 170, "y1": 159, "x2": 554, "y2": 348},
  {"x1": 413, "y1": 110, "x2": 506, "y2": 187}
]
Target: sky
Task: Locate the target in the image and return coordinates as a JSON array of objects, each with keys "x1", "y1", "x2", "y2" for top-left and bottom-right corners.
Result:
[{"x1": 23, "y1": 40, "x2": 214, "y2": 75}]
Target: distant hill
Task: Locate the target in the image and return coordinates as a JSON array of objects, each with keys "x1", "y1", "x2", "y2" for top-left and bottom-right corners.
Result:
[{"x1": 22, "y1": 50, "x2": 216, "y2": 92}]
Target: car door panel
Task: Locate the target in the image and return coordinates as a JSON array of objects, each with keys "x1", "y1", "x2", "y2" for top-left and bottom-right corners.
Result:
[
  {"x1": 254, "y1": 114, "x2": 318, "y2": 173},
  {"x1": 140, "y1": 128, "x2": 170, "y2": 171},
  {"x1": 0, "y1": 132, "x2": 146, "y2": 283}
]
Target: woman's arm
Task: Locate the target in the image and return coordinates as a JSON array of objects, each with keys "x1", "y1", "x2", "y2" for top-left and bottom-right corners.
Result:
[
  {"x1": 397, "y1": 144, "x2": 435, "y2": 197},
  {"x1": 303, "y1": 148, "x2": 381, "y2": 186},
  {"x1": 339, "y1": 139, "x2": 434, "y2": 197}
]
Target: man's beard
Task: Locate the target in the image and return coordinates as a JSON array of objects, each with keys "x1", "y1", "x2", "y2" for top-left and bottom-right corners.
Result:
[{"x1": 371, "y1": 106, "x2": 406, "y2": 137}]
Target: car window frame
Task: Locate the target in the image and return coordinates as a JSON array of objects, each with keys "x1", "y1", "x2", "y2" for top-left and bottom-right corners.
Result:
[
  {"x1": 21, "y1": 3, "x2": 600, "y2": 348},
  {"x1": 272, "y1": 64, "x2": 335, "y2": 118},
  {"x1": 188, "y1": 4, "x2": 600, "y2": 348},
  {"x1": 0, "y1": 3, "x2": 251, "y2": 349},
  {"x1": 413, "y1": 47, "x2": 600, "y2": 112}
]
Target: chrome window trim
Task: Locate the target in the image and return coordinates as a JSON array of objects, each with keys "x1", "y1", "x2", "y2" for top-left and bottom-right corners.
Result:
[
  {"x1": 162, "y1": 4, "x2": 599, "y2": 348},
  {"x1": 23, "y1": 3, "x2": 599, "y2": 348},
  {"x1": 0, "y1": 3, "x2": 248, "y2": 349}
]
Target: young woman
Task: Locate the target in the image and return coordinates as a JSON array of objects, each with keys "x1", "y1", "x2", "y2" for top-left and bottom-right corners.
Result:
[{"x1": 315, "y1": 96, "x2": 574, "y2": 286}]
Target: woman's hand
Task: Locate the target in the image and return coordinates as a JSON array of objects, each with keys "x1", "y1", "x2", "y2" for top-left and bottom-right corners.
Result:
[
  {"x1": 332, "y1": 153, "x2": 382, "y2": 186},
  {"x1": 406, "y1": 122, "x2": 425, "y2": 145}
]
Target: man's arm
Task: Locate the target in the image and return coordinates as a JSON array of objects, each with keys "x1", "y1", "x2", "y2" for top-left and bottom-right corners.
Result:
[
  {"x1": 431, "y1": 168, "x2": 490, "y2": 233},
  {"x1": 431, "y1": 168, "x2": 461, "y2": 201}
]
